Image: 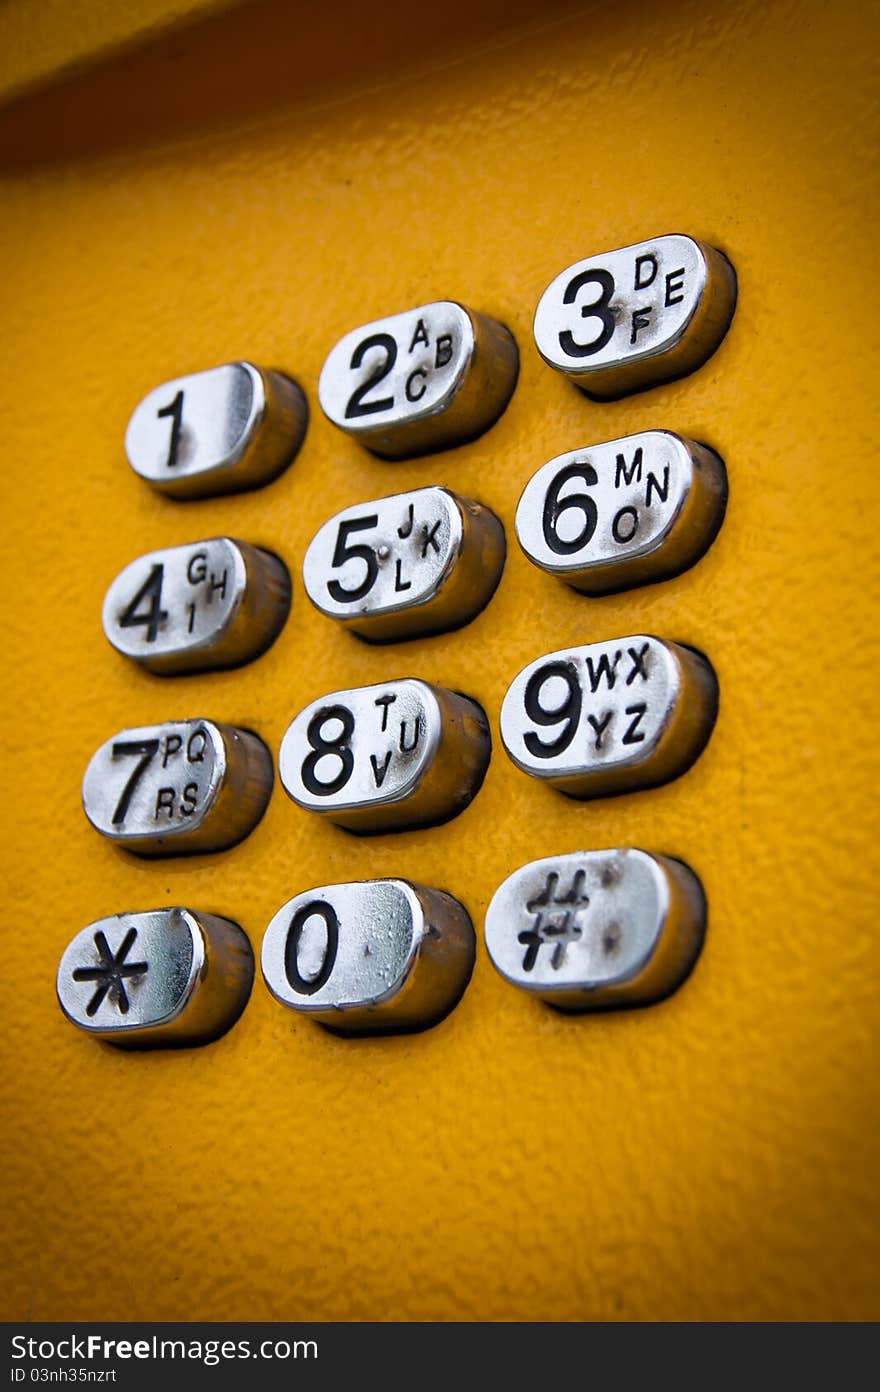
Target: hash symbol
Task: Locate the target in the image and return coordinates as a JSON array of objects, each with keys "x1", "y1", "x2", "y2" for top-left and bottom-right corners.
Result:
[
  {"x1": 72, "y1": 927, "x2": 148, "y2": 1017},
  {"x1": 518, "y1": 869, "x2": 589, "y2": 972}
]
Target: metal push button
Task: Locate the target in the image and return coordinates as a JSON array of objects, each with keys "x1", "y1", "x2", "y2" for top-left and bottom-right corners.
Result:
[
  {"x1": 302, "y1": 486, "x2": 505, "y2": 641},
  {"x1": 515, "y1": 432, "x2": 727, "y2": 595},
  {"x1": 500, "y1": 635, "x2": 717, "y2": 799},
  {"x1": 533, "y1": 234, "x2": 736, "y2": 400},
  {"x1": 484, "y1": 850, "x2": 705, "y2": 1011},
  {"x1": 318, "y1": 301, "x2": 518, "y2": 458},
  {"x1": 278, "y1": 679, "x2": 490, "y2": 833},
  {"x1": 82, "y1": 719, "x2": 273, "y2": 855},
  {"x1": 57, "y1": 908, "x2": 254, "y2": 1047},
  {"x1": 261, "y1": 880, "x2": 475, "y2": 1034},
  {"x1": 125, "y1": 361, "x2": 307, "y2": 498},
  {"x1": 103, "y1": 537, "x2": 291, "y2": 674}
]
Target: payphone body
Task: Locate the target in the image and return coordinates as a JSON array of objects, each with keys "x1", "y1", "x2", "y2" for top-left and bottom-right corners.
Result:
[{"x1": 0, "y1": 0, "x2": 877, "y2": 1321}]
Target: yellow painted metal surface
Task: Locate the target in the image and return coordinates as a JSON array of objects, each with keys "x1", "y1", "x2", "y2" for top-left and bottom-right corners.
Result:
[
  {"x1": 1, "y1": 0, "x2": 877, "y2": 1322},
  {"x1": 0, "y1": 0, "x2": 238, "y2": 102}
]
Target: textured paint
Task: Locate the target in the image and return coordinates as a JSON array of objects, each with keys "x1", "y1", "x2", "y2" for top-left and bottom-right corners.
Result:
[
  {"x1": 0, "y1": 0, "x2": 877, "y2": 1322},
  {"x1": 0, "y1": 0, "x2": 238, "y2": 101}
]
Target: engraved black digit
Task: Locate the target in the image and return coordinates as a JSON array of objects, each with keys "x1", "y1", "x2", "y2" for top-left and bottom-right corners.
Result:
[
  {"x1": 301, "y1": 706, "x2": 355, "y2": 796},
  {"x1": 157, "y1": 389, "x2": 184, "y2": 468},
  {"x1": 72, "y1": 928, "x2": 148, "y2": 1016},
  {"x1": 118, "y1": 564, "x2": 168, "y2": 643},
  {"x1": 110, "y1": 739, "x2": 160, "y2": 825},
  {"x1": 284, "y1": 900, "x2": 339, "y2": 996},
  {"x1": 326, "y1": 516, "x2": 379, "y2": 603},
  {"x1": 345, "y1": 333, "x2": 398, "y2": 418},
  {"x1": 558, "y1": 269, "x2": 615, "y2": 358},
  {"x1": 523, "y1": 662, "x2": 582, "y2": 758},
  {"x1": 542, "y1": 463, "x2": 599, "y2": 555}
]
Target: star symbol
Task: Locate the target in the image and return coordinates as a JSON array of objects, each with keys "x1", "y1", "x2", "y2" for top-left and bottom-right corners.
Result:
[{"x1": 72, "y1": 927, "x2": 148, "y2": 1017}]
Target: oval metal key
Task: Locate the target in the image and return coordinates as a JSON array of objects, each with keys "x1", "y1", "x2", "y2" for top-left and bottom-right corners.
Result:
[
  {"x1": 533, "y1": 234, "x2": 736, "y2": 399},
  {"x1": 485, "y1": 849, "x2": 705, "y2": 1012},
  {"x1": 57, "y1": 908, "x2": 253, "y2": 1047},
  {"x1": 103, "y1": 537, "x2": 291, "y2": 674},
  {"x1": 303, "y1": 486, "x2": 505, "y2": 641},
  {"x1": 500, "y1": 636, "x2": 717, "y2": 799},
  {"x1": 261, "y1": 879, "x2": 474, "y2": 1034},
  {"x1": 515, "y1": 432, "x2": 727, "y2": 595},
  {"x1": 278, "y1": 679, "x2": 490, "y2": 833},
  {"x1": 318, "y1": 301, "x2": 518, "y2": 458},
  {"x1": 82, "y1": 719, "x2": 273, "y2": 855},
  {"x1": 125, "y1": 361, "x2": 307, "y2": 498}
]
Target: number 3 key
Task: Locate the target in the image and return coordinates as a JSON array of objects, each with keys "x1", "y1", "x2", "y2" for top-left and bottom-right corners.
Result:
[{"x1": 533, "y1": 234, "x2": 736, "y2": 399}]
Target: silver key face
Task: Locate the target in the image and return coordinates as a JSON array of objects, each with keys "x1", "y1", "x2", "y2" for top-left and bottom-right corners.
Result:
[
  {"x1": 125, "y1": 361, "x2": 307, "y2": 499},
  {"x1": 261, "y1": 879, "x2": 475, "y2": 1034},
  {"x1": 82, "y1": 719, "x2": 273, "y2": 856},
  {"x1": 278, "y1": 679, "x2": 490, "y2": 833},
  {"x1": 484, "y1": 850, "x2": 705, "y2": 1011},
  {"x1": 318, "y1": 301, "x2": 518, "y2": 458},
  {"x1": 533, "y1": 235, "x2": 736, "y2": 400},
  {"x1": 302, "y1": 486, "x2": 505, "y2": 642},
  {"x1": 515, "y1": 432, "x2": 727, "y2": 595},
  {"x1": 57, "y1": 908, "x2": 253, "y2": 1047},
  {"x1": 500, "y1": 635, "x2": 717, "y2": 800},
  {"x1": 103, "y1": 537, "x2": 291, "y2": 674}
]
